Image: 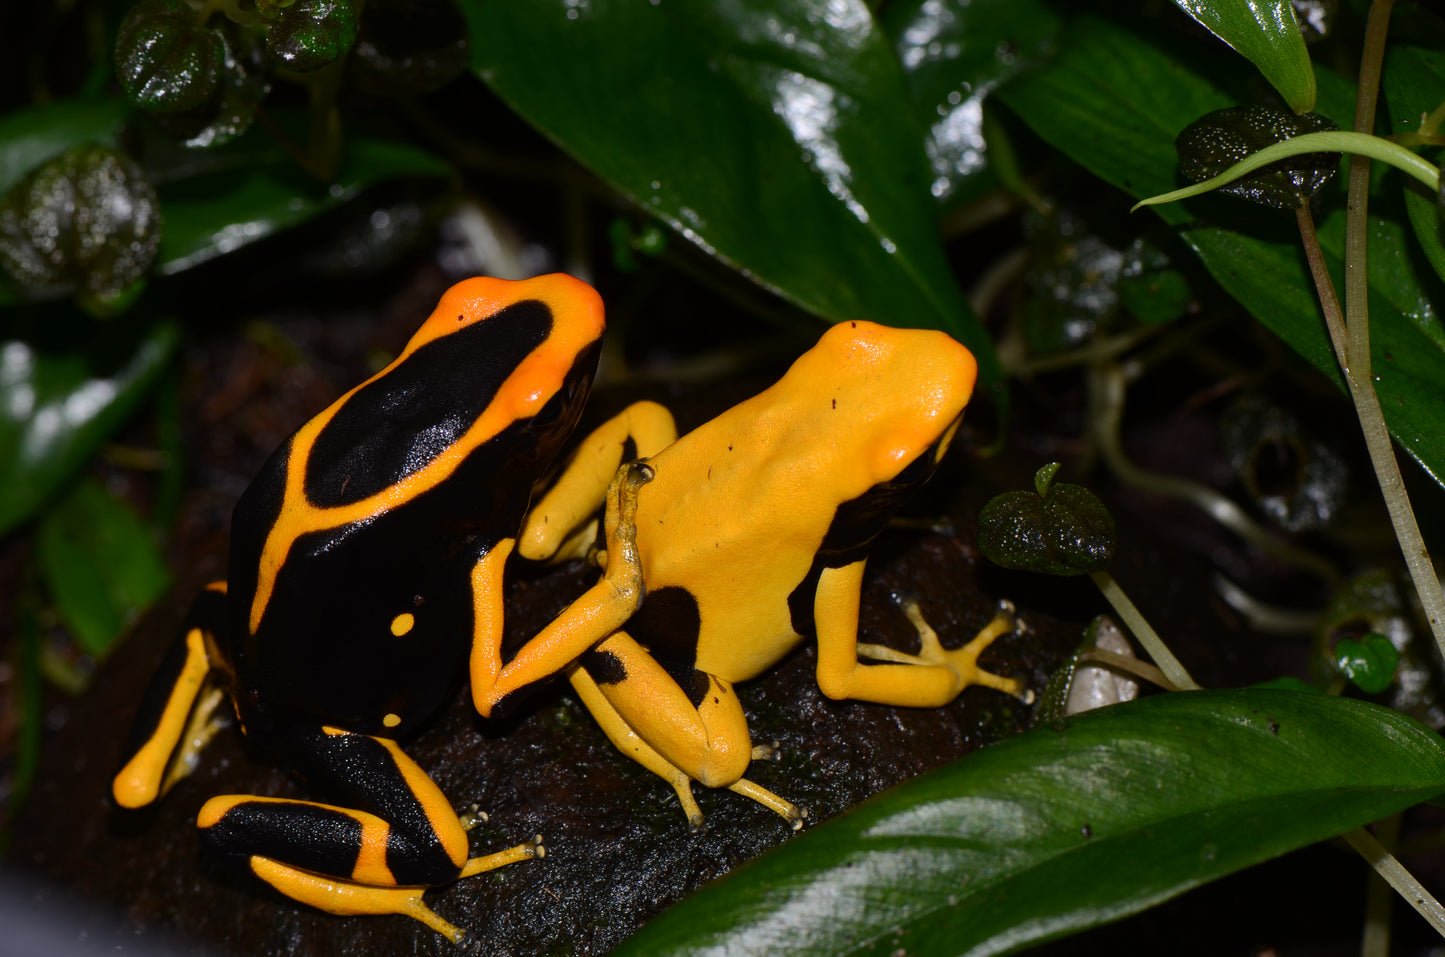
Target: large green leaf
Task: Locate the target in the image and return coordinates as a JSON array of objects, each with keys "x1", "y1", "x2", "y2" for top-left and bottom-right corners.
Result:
[
  {"x1": 0, "y1": 317, "x2": 180, "y2": 536},
  {"x1": 1383, "y1": 44, "x2": 1445, "y2": 286},
  {"x1": 0, "y1": 97, "x2": 129, "y2": 195},
  {"x1": 1168, "y1": 0, "x2": 1316, "y2": 113},
  {"x1": 615, "y1": 689, "x2": 1445, "y2": 957},
  {"x1": 879, "y1": 0, "x2": 1063, "y2": 212},
  {"x1": 35, "y1": 477, "x2": 172, "y2": 657},
  {"x1": 156, "y1": 135, "x2": 450, "y2": 274},
  {"x1": 996, "y1": 16, "x2": 1445, "y2": 486},
  {"x1": 462, "y1": 0, "x2": 999, "y2": 384}
]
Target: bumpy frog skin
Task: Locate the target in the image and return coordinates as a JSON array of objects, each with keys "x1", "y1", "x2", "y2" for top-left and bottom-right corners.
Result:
[
  {"x1": 471, "y1": 319, "x2": 1025, "y2": 827},
  {"x1": 111, "y1": 274, "x2": 605, "y2": 943}
]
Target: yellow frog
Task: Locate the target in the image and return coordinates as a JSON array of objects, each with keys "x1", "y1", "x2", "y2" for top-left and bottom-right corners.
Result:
[{"x1": 470, "y1": 319, "x2": 1026, "y2": 826}]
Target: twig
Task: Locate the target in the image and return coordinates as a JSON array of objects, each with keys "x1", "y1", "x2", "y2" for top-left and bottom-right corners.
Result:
[{"x1": 1343, "y1": 826, "x2": 1445, "y2": 939}]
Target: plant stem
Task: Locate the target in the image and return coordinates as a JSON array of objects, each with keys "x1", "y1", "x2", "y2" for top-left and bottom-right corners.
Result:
[
  {"x1": 1088, "y1": 360, "x2": 1339, "y2": 583},
  {"x1": 1078, "y1": 647, "x2": 1174, "y2": 692},
  {"x1": 1088, "y1": 571, "x2": 1201, "y2": 690},
  {"x1": 1132, "y1": 131, "x2": 1439, "y2": 211},
  {"x1": 1361, "y1": 814, "x2": 1401, "y2": 957},
  {"x1": 1343, "y1": 826, "x2": 1445, "y2": 938},
  {"x1": 1309, "y1": 0, "x2": 1445, "y2": 658}
]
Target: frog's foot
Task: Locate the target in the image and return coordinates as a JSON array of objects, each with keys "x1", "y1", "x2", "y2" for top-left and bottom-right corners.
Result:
[
  {"x1": 458, "y1": 804, "x2": 488, "y2": 831},
  {"x1": 248, "y1": 857, "x2": 470, "y2": 946},
  {"x1": 861, "y1": 599, "x2": 1029, "y2": 701},
  {"x1": 459, "y1": 834, "x2": 545, "y2": 876},
  {"x1": 728, "y1": 778, "x2": 808, "y2": 830},
  {"x1": 751, "y1": 739, "x2": 782, "y2": 762}
]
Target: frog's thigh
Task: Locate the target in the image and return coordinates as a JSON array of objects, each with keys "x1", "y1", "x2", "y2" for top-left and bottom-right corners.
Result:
[
  {"x1": 581, "y1": 632, "x2": 752, "y2": 790},
  {"x1": 520, "y1": 400, "x2": 677, "y2": 562},
  {"x1": 198, "y1": 726, "x2": 538, "y2": 939},
  {"x1": 199, "y1": 727, "x2": 473, "y2": 884}
]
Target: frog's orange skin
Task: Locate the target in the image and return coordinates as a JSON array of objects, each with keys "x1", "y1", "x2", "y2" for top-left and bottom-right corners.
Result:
[
  {"x1": 471, "y1": 320, "x2": 1024, "y2": 826},
  {"x1": 111, "y1": 275, "x2": 603, "y2": 943}
]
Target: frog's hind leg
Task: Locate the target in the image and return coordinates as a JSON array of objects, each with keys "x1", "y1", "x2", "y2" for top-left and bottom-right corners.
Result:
[
  {"x1": 113, "y1": 583, "x2": 230, "y2": 808},
  {"x1": 571, "y1": 632, "x2": 804, "y2": 828},
  {"x1": 197, "y1": 725, "x2": 542, "y2": 944}
]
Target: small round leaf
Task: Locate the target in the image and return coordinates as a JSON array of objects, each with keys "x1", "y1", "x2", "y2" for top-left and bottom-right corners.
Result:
[
  {"x1": 267, "y1": 0, "x2": 359, "y2": 73},
  {"x1": 1176, "y1": 106, "x2": 1339, "y2": 210},
  {"x1": 348, "y1": 0, "x2": 469, "y2": 97},
  {"x1": 977, "y1": 468, "x2": 1116, "y2": 576},
  {"x1": 0, "y1": 146, "x2": 162, "y2": 300},
  {"x1": 115, "y1": 0, "x2": 225, "y2": 113},
  {"x1": 154, "y1": 23, "x2": 270, "y2": 149},
  {"x1": 1334, "y1": 632, "x2": 1400, "y2": 695}
]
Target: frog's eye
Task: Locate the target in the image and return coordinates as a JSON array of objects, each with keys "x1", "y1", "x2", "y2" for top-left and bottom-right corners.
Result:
[{"x1": 390, "y1": 612, "x2": 416, "y2": 637}]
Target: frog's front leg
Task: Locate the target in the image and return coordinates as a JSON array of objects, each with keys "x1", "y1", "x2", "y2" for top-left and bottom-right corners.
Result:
[
  {"x1": 113, "y1": 584, "x2": 230, "y2": 808},
  {"x1": 472, "y1": 462, "x2": 653, "y2": 716},
  {"x1": 568, "y1": 632, "x2": 804, "y2": 828},
  {"x1": 197, "y1": 725, "x2": 541, "y2": 945},
  {"x1": 520, "y1": 401, "x2": 677, "y2": 563},
  {"x1": 814, "y1": 561, "x2": 1027, "y2": 705}
]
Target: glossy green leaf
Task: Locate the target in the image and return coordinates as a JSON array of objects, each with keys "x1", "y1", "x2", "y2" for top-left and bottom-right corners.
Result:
[
  {"x1": 615, "y1": 689, "x2": 1445, "y2": 957},
  {"x1": 997, "y1": 16, "x2": 1445, "y2": 487},
  {"x1": 1168, "y1": 0, "x2": 1316, "y2": 113},
  {"x1": 156, "y1": 135, "x2": 449, "y2": 274},
  {"x1": 1334, "y1": 632, "x2": 1400, "y2": 694},
  {"x1": 35, "y1": 477, "x2": 172, "y2": 657},
  {"x1": 0, "y1": 146, "x2": 163, "y2": 300},
  {"x1": 115, "y1": 0, "x2": 225, "y2": 113},
  {"x1": 1383, "y1": 44, "x2": 1445, "y2": 286},
  {"x1": 0, "y1": 318, "x2": 180, "y2": 536},
  {"x1": 462, "y1": 1, "x2": 999, "y2": 384},
  {"x1": 0, "y1": 98, "x2": 129, "y2": 195},
  {"x1": 976, "y1": 465, "x2": 1116, "y2": 576},
  {"x1": 879, "y1": 0, "x2": 1063, "y2": 211}
]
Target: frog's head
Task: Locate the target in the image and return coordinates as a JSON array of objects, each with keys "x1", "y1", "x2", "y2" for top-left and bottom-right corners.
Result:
[{"x1": 802, "y1": 320, "x2": 976, "y2": 489}]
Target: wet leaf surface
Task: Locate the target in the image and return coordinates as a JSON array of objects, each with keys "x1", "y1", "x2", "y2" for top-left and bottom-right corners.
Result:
[
  {"x1": 614, "y1": 689, "x2": 1445, "y2": 957},
  {"x1": 997, "y1": 14, "x2": 1445, "y2": 487},
  {"x1": 462, "y1": 0, "x2": 1000, "y2": 384}
]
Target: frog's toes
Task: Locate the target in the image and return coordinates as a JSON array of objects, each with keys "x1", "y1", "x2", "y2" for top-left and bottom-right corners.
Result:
[
  {"x1": 529, "y1": 834, "x2": 547, "y2": 860},
  {"x1": 458, "y1": 804, "x2": 488, "y2": 830},
  {"x1": 750, "y1": 739, "x2": 782, "y2": 762}
]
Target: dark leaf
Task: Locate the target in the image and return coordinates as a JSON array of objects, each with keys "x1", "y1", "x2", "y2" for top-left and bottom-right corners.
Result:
[
  {"x1": 1176, "y1": 106, "x2": 1339, "y2": 210},
  {"x1": 267, "y1": 0, "x2": 359, "y2": 73},
  {"x1": 614, "y1": 689, "x2": 1445, "y2": 957},
  {"x1": 977, "y1": 465, "x2": 1115, "y2": 576},
  {"x1": 35, "y1": 477, "x2": 172, "y2": 658},
  {"x1": 0, "y1": 146, "x2": 162, "y2": 303},
  {"x1": 462, "y1": 1, "x2": 1000, "y2": 384},
  {"x1": 349, "y1": 0, "x2": 469, "y2": 97},
  {"x1": 115, "y1": 0, "x2": 225, "y2": 114},
  {"x1": 0, "y1": 318, "x2": 180, "y2": 536}
]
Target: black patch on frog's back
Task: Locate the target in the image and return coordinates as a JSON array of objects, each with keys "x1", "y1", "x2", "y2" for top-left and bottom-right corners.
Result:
[{"x1": 305, "y1": 299, "x2": 553, "y2": 508}]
